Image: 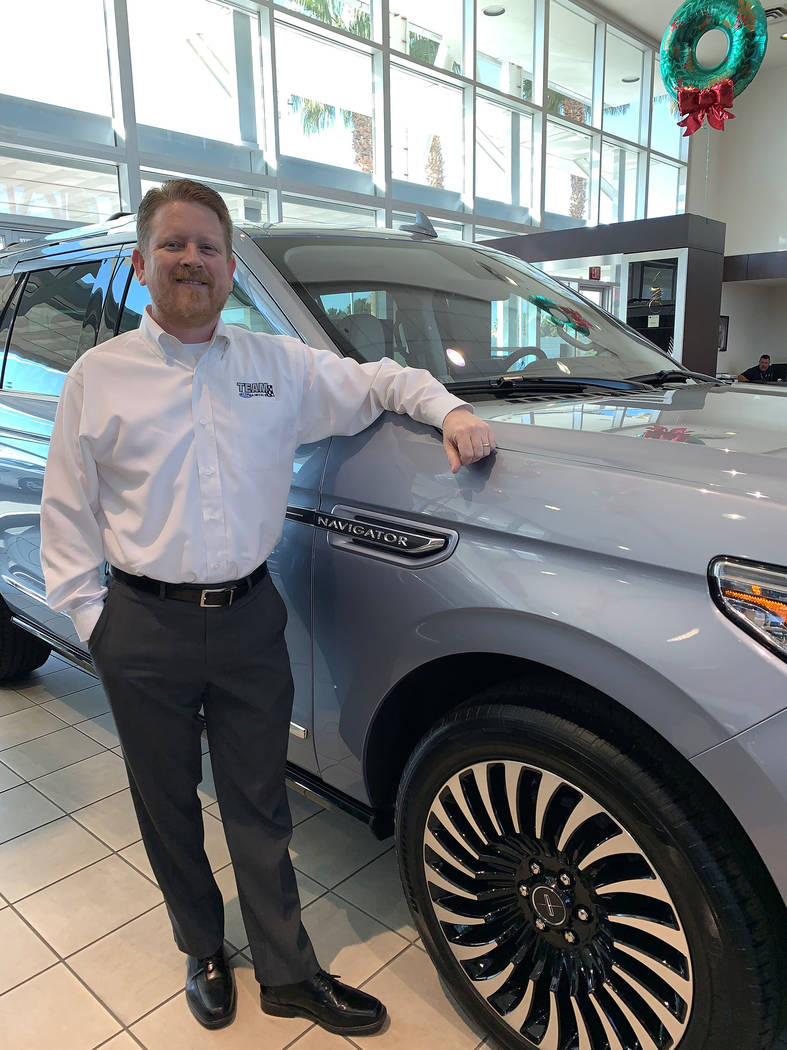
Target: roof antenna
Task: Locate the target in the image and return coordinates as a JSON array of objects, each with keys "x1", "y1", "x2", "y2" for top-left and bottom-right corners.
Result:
[{"x1": 399, "y1": 210, "x2": 438, "y2": 238}]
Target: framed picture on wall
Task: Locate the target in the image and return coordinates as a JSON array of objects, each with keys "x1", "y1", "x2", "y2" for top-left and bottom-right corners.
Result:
[{"x1": 718, "y1": 315, "x2": 729, "y2": 353}]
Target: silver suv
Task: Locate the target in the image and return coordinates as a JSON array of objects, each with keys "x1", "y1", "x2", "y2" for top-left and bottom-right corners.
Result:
[{"x1": 0, "y1": 218, "x2": 785, "y2": 1050}]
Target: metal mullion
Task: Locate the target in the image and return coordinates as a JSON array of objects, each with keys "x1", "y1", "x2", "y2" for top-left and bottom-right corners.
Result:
[
  {"x1": 537, "y1": 0, "x2": 549, "y2": 227},
  {"x1": 640, "y1": 48, "x2": 653, "y2": 148},
  {"x1": 592, "y1": 16, "x2": 605, "y2": 132},
  {"x1": 465, "y1": 0, "x2": 476, "y2": 239},
  {"x1": 372, "y1": 0, "x2": 391, "y2": 222},
  {"x1": 234, "y1": 9, "x2": 259, "y2": 150},
  {"x1": 107, "y1": 0, "x2": 141, "y2": 210},
  {"x1": 260, "y1": 5, "x2": 282, "y2": 218}
]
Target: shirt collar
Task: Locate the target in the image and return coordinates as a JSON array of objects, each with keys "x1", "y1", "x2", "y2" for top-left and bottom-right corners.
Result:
[{"x1": 140, "y1": 307, "x2": 231, "y2": 360}]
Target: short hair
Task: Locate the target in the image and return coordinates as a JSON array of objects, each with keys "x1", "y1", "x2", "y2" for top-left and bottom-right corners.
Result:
[
  {"x1": 760, "y1": 354, "x2": 771, "y2": 361},
  {"x1": 136, "y1": 179, "x2": 233, "y2": 257}
]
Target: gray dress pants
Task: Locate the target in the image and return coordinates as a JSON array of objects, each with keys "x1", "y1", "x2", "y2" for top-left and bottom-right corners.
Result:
[{"x1": 88, "y1": 571, "x2": 319, "y2": 986}]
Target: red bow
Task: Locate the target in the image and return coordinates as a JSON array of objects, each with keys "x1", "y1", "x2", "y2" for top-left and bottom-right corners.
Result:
[
  {"x1": 642, "y1": 425, "x2": 692, "y2": 442},
  {"x1": 677, "y1": 79, "x2": 735, "y2": 136}
]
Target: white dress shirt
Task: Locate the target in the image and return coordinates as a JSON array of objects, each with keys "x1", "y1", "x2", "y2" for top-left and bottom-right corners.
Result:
[{"x1": 41, "y1": 308, "x2": 468, "y2": 642}]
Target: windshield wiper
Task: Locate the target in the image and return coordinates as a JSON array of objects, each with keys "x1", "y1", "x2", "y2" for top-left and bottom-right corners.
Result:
[
  {"x1": 630, "y1": 368, "x2": 721, "y2": 387},
  {"x1": 445, "y1": 375, "x2": 651, "y2": 397}
]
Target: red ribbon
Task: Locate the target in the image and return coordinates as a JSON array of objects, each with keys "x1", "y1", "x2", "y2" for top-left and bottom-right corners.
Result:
[
  {"x1": 642, "y1": 425, "x2": 692, "y2": 442},
  {"x1": 677, "y1": 79, "x2": 735, "y2": 136}
]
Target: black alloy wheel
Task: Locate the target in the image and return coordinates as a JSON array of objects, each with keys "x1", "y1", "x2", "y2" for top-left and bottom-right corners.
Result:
[{"x1": 395, "y1": 701, "x2": 786, "y2": 1050}]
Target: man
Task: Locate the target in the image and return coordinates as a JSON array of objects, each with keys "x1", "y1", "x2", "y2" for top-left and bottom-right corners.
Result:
[
  {"x1": 737, "y1": 354, "x2": 779, "y2": 383},
  {"x1": 40, "y1": 179, "x2": 495, "y2": 1036}
]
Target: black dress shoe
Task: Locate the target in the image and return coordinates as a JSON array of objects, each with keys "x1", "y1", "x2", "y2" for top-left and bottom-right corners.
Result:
[
  {"x1": 186, "y1": 949, "x2": 237, "y2": 1029},
  {"x1": 260, "y1": 969, "x2": 386, "y2": 1034}
]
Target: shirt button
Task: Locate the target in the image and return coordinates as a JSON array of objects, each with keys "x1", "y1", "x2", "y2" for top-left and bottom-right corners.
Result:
[
  {"x1": 199, "y1": 418, "x2": 208, "y2": 426},
  {"x1": 202, "y1": 467, "x2": 214, "y2": 477}
]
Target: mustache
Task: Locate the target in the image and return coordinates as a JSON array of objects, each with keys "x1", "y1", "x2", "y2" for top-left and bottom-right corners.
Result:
[{"x1": 173, "y1": 269, "x2": 211, "y2": 285}]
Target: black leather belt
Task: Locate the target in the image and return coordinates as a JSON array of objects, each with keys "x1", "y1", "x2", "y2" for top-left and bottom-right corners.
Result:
[{"x1": 110, "y1": 563, "x2": 268, "y2": 607}]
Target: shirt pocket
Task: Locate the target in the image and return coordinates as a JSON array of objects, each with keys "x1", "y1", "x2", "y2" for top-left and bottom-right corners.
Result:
[{"x1": 230, "y1": 396, "x2": 294, "y2": 472}]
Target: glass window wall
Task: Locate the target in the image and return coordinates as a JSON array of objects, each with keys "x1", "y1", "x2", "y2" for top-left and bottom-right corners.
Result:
[
  {"x1": 141, "y1": 175, "x2": 269, "y2": 225},
  {"x1": 389, "y1": 0, "x2": 464, "y2": 75},
  {"x1": 647, "y1": 157, "x2": 686, "y2": 218},
  {"x1": 390, "y1": 67, "x2": 464, "y2": 192},
  {"x1": 545, "y1": 121, "x2": 595, "y2": 226},
  {"x1": 282, "y1": 195, "x2": 378, "y2": 226},
  {"x1": 0, "y1": 0, "x2": 112, "y2": 118},
  {"x1": 547, "y1": 2, "x2": 596, "y2": 126},
  {"x1": 0, "y1": 154, "x2": 119, "y2": 225},
  {"x1": 277, "y1": 25, "x2": 375, "y2": 175},
  {"x1": 651, "y1": 59, "x2": 683, "y2": 160},
  {"x1": 600, "y1": 142, "x2": 640, "y2": 224},
  {"x1": 603, "y1": 31, "x2": 644, "y2": 144},
  {"x1": 278, "y1": 0, "x2": 372, "y2": 39},
  {"x1": 475, "y1": 99, "x2": 535, "y2": 222},
  {"x1": 128, "y1": 0, "x2": 248, "y2": 146},
  {"x1": 0, "y1": 0, "x2": 690, "y2": 244},
  {"x1": 476, "y1": 2, "x2": 536, "y2": 102}
]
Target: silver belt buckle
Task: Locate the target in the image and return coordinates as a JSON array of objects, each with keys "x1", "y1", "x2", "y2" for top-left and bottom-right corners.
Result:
[{"x1": 200, "y1": 587, "x2": 231, "y2": 608}]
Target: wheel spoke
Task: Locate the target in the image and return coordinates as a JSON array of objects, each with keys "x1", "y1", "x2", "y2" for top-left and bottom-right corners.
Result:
[
  {"x1": 607, "y1": 915, "x2": 686, "y2": 953},
  {"x1": 540, "y1": 990, "x2": 561, "y2": 1050},
  {"x1": 425, "y1": 867, "x2": 480, "y2": 899},
  {"x1": 613, "y1": 941, "x2": 691, "y2": 997},
  {"x1": 589, "y1": 993, "x2": 628, "y2": 1050},
  {"x1": 432, "y1": 900, "x2": 488, "y2": 925},
  {"x1": 612, "y1": 963, "x2": 685, "y2": 1043},
  {"x1": 424, "y1": 827, "x2": 478, "y2": 877},
  {"x1": 504, "y1": 760, "x2": 523, "y2": 835},
  {"x1": 472, "y1": 764, "x2": 505, "y2": 836},
  {"x1": 445, "y1": 772, "x2": 490, "y2": 845},
  {"x1": 556, "y1": 795, "x2": 605, "y2": 853},
  {"x1": 594, "y1": 876, "x2": 672, "y2": 903},
  {"x1": 570, "y1": 995, "x2": 594, "y2": 1050},
  {"x1": 430, "y1": 795, "x2": 481, "y2": 860},
  {"x1": 577, "y1": 829, "x2": 644, "y2": 871},
  {"x1": 498, "y1": 981, "x2": 535, "y2": 1031},
  {"x1": 604, "y1": 983, "x2": 665, "y2": 1050},
  {"x1": 534, "y1": 770, "x2": 562, "y2": 840}
]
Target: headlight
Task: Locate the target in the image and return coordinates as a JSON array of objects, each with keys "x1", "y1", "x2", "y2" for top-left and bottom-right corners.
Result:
[{"x1": 709, "y1": 558, "x2": 787, "y2": 661}]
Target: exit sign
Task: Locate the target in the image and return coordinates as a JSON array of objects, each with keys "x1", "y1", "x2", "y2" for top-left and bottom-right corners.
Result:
[{"x1": 589, "y1": 266, "x2": 601, "y2": 280}]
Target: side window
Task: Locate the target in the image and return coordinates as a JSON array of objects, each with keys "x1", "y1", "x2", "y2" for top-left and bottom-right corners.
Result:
[
  {"x1": 117, "y1": 257, "x2": 296, "y2": 338},
  {"x1": 2, "y1": 262, "x2": 104, "y2": 396}
]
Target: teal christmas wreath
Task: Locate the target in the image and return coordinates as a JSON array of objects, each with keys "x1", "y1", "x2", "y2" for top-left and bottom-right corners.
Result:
[{"x1": 660, "y1": 0, "x2": 768, "y2": 134}]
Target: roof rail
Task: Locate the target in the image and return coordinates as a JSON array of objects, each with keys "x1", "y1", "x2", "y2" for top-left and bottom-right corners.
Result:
[{"x1": 399, "y1": 210, "x2": 438, "y2": 238}]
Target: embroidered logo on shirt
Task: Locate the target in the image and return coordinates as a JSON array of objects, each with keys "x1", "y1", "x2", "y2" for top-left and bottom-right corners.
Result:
[{"x1": 237, "y1": 381, "x2": 275, "y2": 398}]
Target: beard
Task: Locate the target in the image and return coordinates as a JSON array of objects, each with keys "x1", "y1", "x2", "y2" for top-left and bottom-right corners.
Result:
[{"x1": 149, "y1": 270, "x2": 232, "y2": 331}]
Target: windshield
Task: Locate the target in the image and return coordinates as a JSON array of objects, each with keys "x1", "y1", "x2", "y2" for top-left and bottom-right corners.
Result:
[{"x1": 253, "y1": 233, "x2": 675, "y2": 386}]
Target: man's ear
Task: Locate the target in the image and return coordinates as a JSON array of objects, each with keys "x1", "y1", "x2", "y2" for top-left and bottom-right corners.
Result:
[{"x1": 132, "y1": 247, "x2": 147, "y2": 287}]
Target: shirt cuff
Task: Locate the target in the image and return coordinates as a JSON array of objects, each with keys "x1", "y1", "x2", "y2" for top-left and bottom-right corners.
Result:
[
  {"x1": 71, "y1": 601, "x2": 105, "y2": 643},
  {"x1": 435, "y1": 394, "x2": 472, "y2": 428}
]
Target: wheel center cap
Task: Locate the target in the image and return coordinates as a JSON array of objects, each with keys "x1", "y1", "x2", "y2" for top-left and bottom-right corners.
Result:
[{"x1": 531, "y1": 885, "x2": 568, "y2": 927}]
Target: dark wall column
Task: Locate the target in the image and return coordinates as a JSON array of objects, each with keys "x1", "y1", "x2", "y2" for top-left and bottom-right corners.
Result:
[{"x1": 683, "y1": 248, "x2": 724, "y2": 374}]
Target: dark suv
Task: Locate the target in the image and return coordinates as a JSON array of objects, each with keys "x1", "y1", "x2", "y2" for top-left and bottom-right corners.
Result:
[{"x1": 0, "y1": 217, "x2": 785, "y2": 1050}]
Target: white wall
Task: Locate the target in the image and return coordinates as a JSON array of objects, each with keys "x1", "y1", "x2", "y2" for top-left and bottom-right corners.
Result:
[
  {"x1": 718, "y1": 281, "x2": 785, "y2": 375},
  {"x1": 686, "y1": 64, "x2": 787, "y2": 256}
]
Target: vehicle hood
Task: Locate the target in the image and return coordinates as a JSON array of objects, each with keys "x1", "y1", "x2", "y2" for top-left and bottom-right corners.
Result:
[{"x1": 465, "y1": 382, "x2": 787, "y2": 571}]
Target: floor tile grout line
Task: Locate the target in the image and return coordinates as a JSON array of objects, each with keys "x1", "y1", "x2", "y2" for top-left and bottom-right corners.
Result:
[
  {"x1": 0, "y1": 703, "x2": 114, "y2": 755},
  {"x1": 0, "y1": 891, "x2": 152, "y2": 1045},
  {"x1": 0, "y1": 734, "x2": 117, "y2": 783}
]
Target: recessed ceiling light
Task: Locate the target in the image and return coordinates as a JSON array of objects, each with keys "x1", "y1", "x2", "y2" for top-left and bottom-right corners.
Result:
[
  {"x1": 622, "y1": 75, "x2": 641, "y2": 83},
  {"x1": 781, "y1": 31, "x2": 787, "y2": 39},
  {"x1": 483, "y1": 5, "x2": 506, "y2": 15}
]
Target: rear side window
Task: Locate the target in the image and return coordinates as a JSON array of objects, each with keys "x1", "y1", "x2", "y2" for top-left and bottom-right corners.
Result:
[{"x1": 3, "y1": 262, "x2": 104, "y2": 396}]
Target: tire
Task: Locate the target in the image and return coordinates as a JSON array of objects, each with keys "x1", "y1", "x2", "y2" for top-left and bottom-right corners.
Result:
[
  {"x1": 0, "y1": 615, "x2": 51, "y2": 680},
  {"x1": 395, "y1": 699, "x2": 786, "y2": 1050}
]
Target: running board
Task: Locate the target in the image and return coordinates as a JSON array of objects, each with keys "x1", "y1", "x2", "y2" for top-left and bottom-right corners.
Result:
[{"x1": 10, "y1": 615, "x2": 98, "y2": 676}]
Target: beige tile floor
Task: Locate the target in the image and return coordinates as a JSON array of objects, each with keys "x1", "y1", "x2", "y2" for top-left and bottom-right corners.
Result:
[{"x1": 0, "y1": 655, "x2": 490, "y2": 1050}]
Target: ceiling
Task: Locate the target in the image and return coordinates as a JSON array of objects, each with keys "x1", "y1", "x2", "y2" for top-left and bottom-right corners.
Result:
[{"x1": 589, "y1": 0, "x2": 787, "y2": 69}]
